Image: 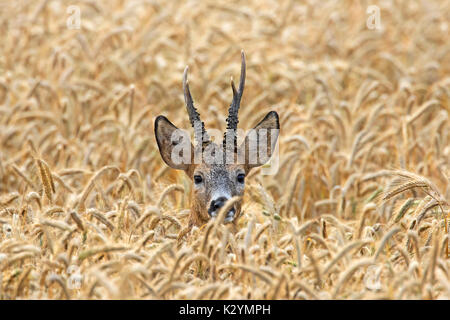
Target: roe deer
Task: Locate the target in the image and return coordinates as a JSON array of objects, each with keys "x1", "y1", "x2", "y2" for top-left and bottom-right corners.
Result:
[{"x1": 154, "y1": 51, "x2": 279, "y2": 232}]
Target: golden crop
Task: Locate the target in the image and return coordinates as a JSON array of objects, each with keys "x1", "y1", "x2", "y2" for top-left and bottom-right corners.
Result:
[{"x1": 0, "y1": 0, "x2": 449, "y2": 299}]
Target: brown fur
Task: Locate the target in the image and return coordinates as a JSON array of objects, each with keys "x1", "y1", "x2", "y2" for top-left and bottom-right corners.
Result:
[
  {"x1": 155, "y1": 112, "x2": 279, "y2": 230},
  {"x1": 154, "y1": 55, "x2": 279, "y2": 235}
]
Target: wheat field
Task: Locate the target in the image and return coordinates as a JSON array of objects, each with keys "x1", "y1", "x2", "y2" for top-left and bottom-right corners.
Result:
[{"x1": 0, "y1": 0, "x2": 449, "y2": 300}]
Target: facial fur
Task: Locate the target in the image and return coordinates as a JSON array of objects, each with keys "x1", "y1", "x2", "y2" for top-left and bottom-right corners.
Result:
[
  {"x1": 189, "y1": 163, "x2": 245, "y2": 226},
  {"x1": 154, "y1": 52, "x2": 279, "y2": 231}
]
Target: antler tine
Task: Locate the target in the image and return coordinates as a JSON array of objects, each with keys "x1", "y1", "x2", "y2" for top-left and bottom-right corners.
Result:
[
  {"x1": 223, "y1": 50, "x2": 246, "y2": 151},
  {"x1": 230, "y1": 77, "x2": 237, "y2": 97},
  {"x1": 237, "y1": 50, "x2": 246, "y2": 100},
  {"x1": 183, "y1": 66, "x2": 209, "y2": 147}
]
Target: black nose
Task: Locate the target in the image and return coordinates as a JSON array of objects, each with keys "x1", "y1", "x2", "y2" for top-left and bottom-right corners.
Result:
[{"x1": 208, "y1": 197, "x2": 227, "y2": 215}]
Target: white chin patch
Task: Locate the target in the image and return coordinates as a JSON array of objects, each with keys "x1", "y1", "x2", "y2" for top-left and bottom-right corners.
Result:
[
  {"x1": 210, "y1": 208, "x2": 236, "y2": 223},
  {"x1": 224, "y1": 208, "x2": 236, "y2": 223}
]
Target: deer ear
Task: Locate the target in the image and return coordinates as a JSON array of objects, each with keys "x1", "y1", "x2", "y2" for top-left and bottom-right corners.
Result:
[
  {"x1": 154, "y1": 115, "x2": 193, "y2": 171},
  {"x1": 238, "y1": 111, "x2": 280, "y2": 171}
]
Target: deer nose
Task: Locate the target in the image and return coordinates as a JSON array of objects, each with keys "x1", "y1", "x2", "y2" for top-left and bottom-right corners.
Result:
[
  {"x1": 208, "y1": 197, "x2": 228, "y2": 216},
  {"x1": 212, "y1": 197, "x2": 227, "y2": 210}
]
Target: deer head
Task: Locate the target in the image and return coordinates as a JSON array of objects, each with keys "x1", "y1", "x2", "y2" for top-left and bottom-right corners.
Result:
[{"x1": 154, "y1": 51, "x2": 280, "y2": 228}]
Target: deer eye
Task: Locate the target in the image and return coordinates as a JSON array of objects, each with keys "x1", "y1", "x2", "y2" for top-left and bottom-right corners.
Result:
[
  {"x1": 237, "y1": 173, "x2": 245, "y2": 183},
  {"x1": 194, "y1": 175, "x2": 203, "y2": 184}
]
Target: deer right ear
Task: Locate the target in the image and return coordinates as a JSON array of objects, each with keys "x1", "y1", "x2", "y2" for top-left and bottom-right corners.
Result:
[
  {"x1": 154, "y1": 115, "x2": 193, "y2": 171},
  {"x1": 238, "y1": 111, "x2": 280, "y2": 172}
]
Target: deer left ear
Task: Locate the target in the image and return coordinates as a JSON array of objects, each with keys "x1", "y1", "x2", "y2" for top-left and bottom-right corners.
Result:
[
  {"x1": 154, "y1": 115, "x2": 193, "y2": 172},
  {"x1": 238, "y1": 111, "x2": 280, "y2": 172}
]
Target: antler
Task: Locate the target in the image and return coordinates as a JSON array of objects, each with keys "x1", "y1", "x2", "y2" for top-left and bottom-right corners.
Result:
[
  {"x1": 183, "y1": 66, "x2": 210, "y2": 149},
  {"x1": 223, "y1": 50, "x2": 246, "y2": 152}
]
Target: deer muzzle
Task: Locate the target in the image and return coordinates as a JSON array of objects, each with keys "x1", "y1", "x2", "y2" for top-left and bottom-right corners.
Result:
[{"x1": 208, "y1": 196, "x2": 236, "y2": 223}]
